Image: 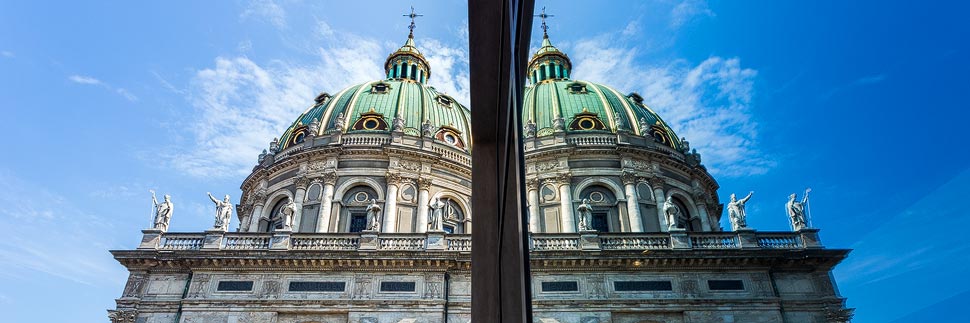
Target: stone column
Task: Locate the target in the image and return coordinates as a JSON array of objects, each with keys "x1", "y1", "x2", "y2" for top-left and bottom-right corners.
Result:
[
  {"x1": 292, "y1": 176, "x2": 309, "y2": 232},
  {"x1": 382, "y1": 172, "x2": 401, "y2": 233},
  {"x1": 416, "y1": 178, "x2": 432, "y2": 233},
  {"x1": 622, "y1": 172, "x2": 644, "y2": 232},
  {"x1": 247, "y1": 188, "x2": 267, "y2": 232},
  {"x1": 650, "y1": 178, "x2": 668, "y2": 232},
  {"x1": 695, "y1": 202, "x2": 712, "y2": 231},
  {"x1": 557, "y1": 173, "x2": 576, "y2": 233},
  {"x1": 527, "y1": 178, "x2": 540, "y2": 233},
  {"x1": 317, "y1": 171, "x2": 337, "y2": 232}
]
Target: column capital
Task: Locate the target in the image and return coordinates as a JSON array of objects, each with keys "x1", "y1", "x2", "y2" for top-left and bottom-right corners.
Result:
[
  {"x1": 648, "y1": 177, "x2": 666, "y2": 189},
  {"x1": 526, "y1": 177, "x2": 540, "y2": 190},
  {"x1": 386, "y1": 171, "x2": 402, "y2": 185},
  {"x1": 321, "y1": 170, "x2": 338, "y2": 185},
  {"x1": 621, "y1": 171, "x2": 638, "y2": 185},
  {"x1": 418, "y1": 177, "x2": 434, "y2": 188},
  {"x1": 557, "y1": 172, "x2": 572, "y2": 186},
  {"x1": 294, "y1": 176, "x2": 311, "y2": 189}
]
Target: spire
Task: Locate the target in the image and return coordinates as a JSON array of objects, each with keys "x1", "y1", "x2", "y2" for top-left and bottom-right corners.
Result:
[
  {"x1": 535, "y1": 6, "x2": 554, "y2": 39},
  {"x1": 385, "y1": 7, "x2": 431, "y2": 83},
  {"x1": 528, "y1": 7, "x2": 571, "y2": 84},
  {"x1": 404, "y1": 6, "x2": 423, "y2": 39}
]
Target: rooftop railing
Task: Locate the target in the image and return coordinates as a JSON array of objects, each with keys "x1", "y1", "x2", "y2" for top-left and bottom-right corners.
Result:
[{"x1": 139, "y1": 229, "x2": 821, "y2": 252}]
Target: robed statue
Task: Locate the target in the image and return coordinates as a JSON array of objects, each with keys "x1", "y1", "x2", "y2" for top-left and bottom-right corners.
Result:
[
  {"x1": 279, "y1": 198, "x2": 297, "y2": 231},
  {"x1": 577, "y1": 198, "x2": 594, "y2": 231},
  {"x1": 428, "y1": 197, "x2": 445, "y2": 232},
  {"x1": 787, "y1": 189, "x2": 810, "y2": 231},
  {"x1": 150, "y1": 190, "x2": 173, "y2": 232},
  {"x1": 365, "y1": 199, "x2": 382, "y2": 231},
  {"x1": 663, "y1": 196, "x2": 681, "y2": 230},
  {"x1": 208, "y1": 192, "x2": 233, "y2": 232},
  {"x1": 727, "y1": 191, "x2": 754, "y2": 231}
]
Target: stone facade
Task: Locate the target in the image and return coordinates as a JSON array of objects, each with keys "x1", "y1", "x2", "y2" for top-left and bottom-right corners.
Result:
[{"x1": 110, "y1": 23, "x2": 852, "y2": 323}]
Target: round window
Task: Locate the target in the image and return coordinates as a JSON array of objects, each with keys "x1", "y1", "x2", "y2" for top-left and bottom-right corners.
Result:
[
  {"x1": 363, "y1": 119, "x2": 379, "y2": 130},
  {"x1": 354, "y1": 191, "x2": 370, "y2": 202},
  {"x1": 589, "y1": 191, "x2": 605, "y2": 203},
  {"x1": 444, "y1": 133, "x2": 457, "y2": 144},
  {"x1": 579, "y1": 119, "x2": 595, "y2": 129}
]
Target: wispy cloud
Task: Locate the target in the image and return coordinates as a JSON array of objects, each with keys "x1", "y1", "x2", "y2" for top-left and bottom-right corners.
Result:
[
  {"x1": 570, "y1": 34, "x2": 772, "y2": 176},
  {"x1": 162, "y1": 14, "x2": 470, "y2": 178},
  {"x1": 68, "y1": 74, "x2": 103, "y2": 85},
  {"x1": 0, "y1": 170, "x2": 126, "y2": 287},
  {"x1": 241, "y1": 0, "x2": 287, "y2": 29},
  {"x1": 68, "y1": 74, "x2": 138, "y2": 101},
  {"x1": 1, "y1": 50, "x2": 15, "y2": 58},
  {"x1": 671, "y1": 0, "x2": 715, "y2": 28},
  {"x1": 820, "y1": 73, "x2": 888, "y2": 100}
]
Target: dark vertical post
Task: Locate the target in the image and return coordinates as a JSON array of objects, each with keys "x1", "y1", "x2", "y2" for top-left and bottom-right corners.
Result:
[{"x1": 468, "y1": 0, "x2": 535, "y2": 322}]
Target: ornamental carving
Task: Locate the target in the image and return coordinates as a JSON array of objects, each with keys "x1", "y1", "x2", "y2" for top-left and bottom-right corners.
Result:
[
  {"x1": 294, "y1": 176, "x2": 311, "y2": 189},
  {"x1": 385, "y1": 172, "x2": 402, "y2": 185},
  {"x1": 189, "y1": 274, "x2": 210, "y2": 299},
  {"x1": 535, "y1": 160, "x2": 559, "y2": 172},
  {"x1": 108, "y1": 309, "x2": 137, "y2": 323},
  {"x1": 321, "y1": 170, "x2": 338, "y2": 185},
  {"x1": 307, "y1": 159, "x2": 336, "y2": 171},
  {"x1": 648, "y1": 177, "x2": 665, "y2": 189},
  {"x1": 526, "y1": 178, "x2": 540, "y2": 190},
  {"x1": 621, "y1": 171, "x2": 637, "y2": 185},
  {"x1": 122, "y1": 273, "x2": 146, "y2": 298},
  {"x1": 399, "y1": 160, "x2": 422, "y2": 172},
  {"x1": 261, "y1": 280, "x2": 281, "y2": 299},
  {"x1": 418, "y1": 177, "x2": 433, "y2": 188},
  {"x1": 557, "y1": 172, "x2": 573, "y2": 185}
]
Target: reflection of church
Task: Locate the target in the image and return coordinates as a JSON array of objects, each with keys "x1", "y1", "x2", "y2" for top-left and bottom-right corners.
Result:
[{"x1": 108, "y1": 15, "x2": 853, "y2": 323}]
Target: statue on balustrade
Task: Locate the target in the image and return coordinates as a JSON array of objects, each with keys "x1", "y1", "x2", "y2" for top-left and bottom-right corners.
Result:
[
  {"x1": 208, "y1": 192, "x2": 233, "y2": 232},
  {"x1": 787, "y1": 189, "x2": 810, "y2": 231},
  {"x1": 392, "y1": 113, "x2": 406, "y2": 132},
  {"x1": 421, "y1": 119, "x2": 434, "y2": 137},
  {"x1": 663, "y1": 196, "x2": 682, "y2": 231},
  {"x1": 366, "y1": 199, "x2": 382, "y2": 232},
  {"x1": 728, "y1": 191, "x2": 754, "y2": 231},
  {"x1": 524, "y1": 120, "x2": 537, "y2": 138},
  {"x1": 333, "y1": 112, "x2": 346, "y2": 131},
  {"x1": 279, "y1": 198, "x2": 297, "y2": 231},
  {"x1": 577, "y1": 198, "x2": 594, "y2": 231},
  {"x1": 150, "y1": 190, "x2": 172, "y2": 232},
  {"x1": 428, "y1": 197, "x2": 445, "y2": 232}
]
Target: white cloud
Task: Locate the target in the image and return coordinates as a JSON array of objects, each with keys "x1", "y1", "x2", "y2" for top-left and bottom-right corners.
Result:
[
  {"x1": 68, "y1": 74, "x2": 103, "y2": 85},
  {"x1": 571, "y1": 36, "x2": 772, "y2": 176},
  {"x1": 167, "y1": 31, "x2": 385, "y2": 177},
  {"x1": 69, "y1": 74, "x2": 138, "y2": 101},
  {"x1": 421, "y1": 38, "x2": 471, "y2": 105},
  {"x1": 1, "y1": 50, "x2": 14, "y2": 58},
  {"x1": 671, "y1": 0, "x2": 715, "y2": 28},
  {"x1": 241, "y1": 0, "x2": 287, "y2": 29}
]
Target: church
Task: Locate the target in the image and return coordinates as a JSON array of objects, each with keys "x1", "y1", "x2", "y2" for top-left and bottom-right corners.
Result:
[{"x1": 108, "y1": 11, "x2": 853, "y2": 323}]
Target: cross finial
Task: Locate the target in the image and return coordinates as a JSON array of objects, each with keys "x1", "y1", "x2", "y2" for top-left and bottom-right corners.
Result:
[
  {"x1": 534, "y1": 6, "x2": 554, "y2": 38},
  {"x1": 404, "y1": 6, "x2": 423, "y2": 38}
]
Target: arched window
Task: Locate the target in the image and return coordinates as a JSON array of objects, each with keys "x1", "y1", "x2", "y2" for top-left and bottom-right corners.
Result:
[
  {"x1": 670, "y1": 196, "x2": 700, "y2": 232},
  {"x1": 439, "y1": 197, "x2": 466, "y2": 234},
  {"x1": 261, "y1": 198, "x2": 290, "y2": 232},
  {"x1": 340, "y1": 186, "x2": 379, "y2": 233},
  {"x1": 410, "y1": 64, "x2": 417, "y2": 80},
  {"x1": 579, "y1": 185, "x2": 619, "y2": 232}
]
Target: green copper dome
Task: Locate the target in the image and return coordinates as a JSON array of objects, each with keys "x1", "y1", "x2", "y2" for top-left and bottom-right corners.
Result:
[
  {"x1": 276, "y1": 31, "x2": 470, "y2": 151},
  {"x1": 523, "y1": 34, "x2": 684, "y2": 151}
]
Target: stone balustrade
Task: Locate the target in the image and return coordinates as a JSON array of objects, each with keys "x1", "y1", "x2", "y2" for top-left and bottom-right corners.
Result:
[{"x1": 138, "y1": 229, "x2": 822, "y2": 252}]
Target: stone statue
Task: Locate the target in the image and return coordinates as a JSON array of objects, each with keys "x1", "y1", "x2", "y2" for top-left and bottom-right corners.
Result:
[
  {"x1": 279, "y1": 198, "x2": 297, "y2": 231},
  {"x1": 333, "y1": 112, "x2": 346, "y2": 131},
  {"x1": 639, "y1": 117, "x2": 650, "y2": 134},
  {"x1": 577, "y1": 198, "x2": 593, "y2": 231},
  {"x1": 307, "y1": 118, "x2": 320, "y2": 135},
  {"x1": 392, "y1": 113, "x2": 406, "y2": 132},
  {"x1": 365, "y1": 199, "x2": 382, "y2": 231},
  {"x1": 428, "y1": 197, "x2": 445, "y2": 232},
  {"x1": 614, "y1": 114, "x2": 627, "y2": 131},
  {"x1": 787, "y1": 189, "x2": 810, "y2": 231},
  {"x1": 150, "y1": 190, "x2": 173, "y2": 232},
  {"x1": 663, "y1": 196, "x2": 681, "y2": 230},
  {"x1": 524, "y1": 120, "x2": 537, "y2": 137},
  {"x1": 258, "y1": 149, "x2": 268, "y2": 163},
  {"x1": 552, "y1": 115, "x2": 565, "y2": 132},
  {"x1": 727, "y1": 191, "x2": 754, "y2": 231},
  {"x1": 207, "y1": 192, "x2": 233, "y2": 232},
  {"x1": 680, "y1": 137, "x2": 691, "y2": 154},
  {"x1": 269, "y1": 137, "x2": 279, "y2": 153},
  {"x1": 421, "y1": 119, "x2": 434, "y2": 137}
]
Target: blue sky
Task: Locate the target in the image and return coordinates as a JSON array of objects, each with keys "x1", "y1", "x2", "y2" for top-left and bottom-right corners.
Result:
[{"x1": 0, "y1": 1, "x2": 968, "y2": 322}]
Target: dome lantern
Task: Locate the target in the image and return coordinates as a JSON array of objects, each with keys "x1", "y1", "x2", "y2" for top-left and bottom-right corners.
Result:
[
  {"x1": 385, "y1": 7, "x2": 431, "y2": 84},
  {"x1": 528, "y1": 7, "x2": 571, "y2": 84}
]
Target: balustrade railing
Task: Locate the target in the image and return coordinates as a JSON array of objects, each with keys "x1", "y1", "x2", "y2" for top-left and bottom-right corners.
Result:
[
  {"x1": 600, "y1": 234, "x2": 670, "y2": 250},
  {"x1": 341, "y1": 135, "x2": 390, "y2": 146},
  {"x1": 431, "y1": 145, "x2": 472, "y2": 166},
  {"x1": 223, "y1": 233, "x2": 271, "y2": 250},
  {"x1": 690, "y1": 234, "x2": 740, "y2": 249},
  {"x1": 159, "y1": 234, "x2": 204, "y2": 250},
  {"x1": 144, "y1": 231, "x2": 810, "y2": 252},
  {"x1": 567, "y1": 135, "x2": 617, "y2": 146},
  {"x1": 290, "y1": 234, "x2": 360, "y2": 250}
]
